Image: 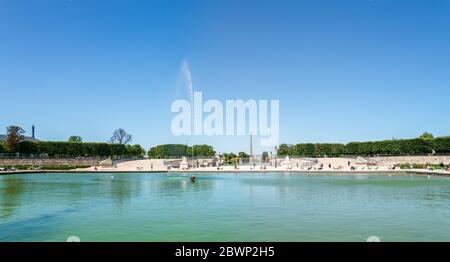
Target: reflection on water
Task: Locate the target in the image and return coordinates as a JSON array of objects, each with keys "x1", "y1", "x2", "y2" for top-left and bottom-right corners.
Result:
[
  {"x1": 108, "y1": 176, "x2": 141, "y2": 206},
  {"x1": 0, "y1": 172, "x2": 450, "y2": 242},
  {"x1": 0, "y1": 176, "x2": 24, "y2": 219}
]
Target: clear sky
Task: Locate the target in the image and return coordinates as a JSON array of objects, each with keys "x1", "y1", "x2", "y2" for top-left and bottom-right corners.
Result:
[{"x1": 1, "y1": 0, "x2": 449, "y2": 154}]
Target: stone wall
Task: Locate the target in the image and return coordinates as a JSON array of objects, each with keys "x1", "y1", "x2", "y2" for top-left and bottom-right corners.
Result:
[
  {"x1": 0, "y1": 158, "x2": 104, "y2": 167},
  {"x1": 290, "y1": 155, "x2": 450, "y2": 167},
  {"x1": 367, "y1": 156, "x2": 450, "y2": 166}
]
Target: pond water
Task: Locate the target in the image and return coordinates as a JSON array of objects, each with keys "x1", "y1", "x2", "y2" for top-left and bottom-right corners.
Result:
[{"x1": 0, "y1": 172, "x2": 449, "y2": 242}]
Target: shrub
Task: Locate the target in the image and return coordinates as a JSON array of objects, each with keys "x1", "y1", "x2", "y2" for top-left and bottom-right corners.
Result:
[
  {"x1": 396, "y1": 163, "x2": 428, "y2": 169},
  {"x1": 148, "y1": 144, "x2": 215, "y2": 159},
  {"x1": 277, "y1": 144, "x2": 292, "y2": 156},
  {"x1": 148, "y1": 144, "x2": 187, "y2": 159},
  {"x1": 430, "y1": 137, "x2": 450, "y2": 154},
  {"x1": 125, "y1": 144, "x2": 146, "y2": 157},
  {"x1": 187, "y1": 144, "x2": 216, "y2": 157},
  {"x1": 279, "y1": 137, "x2": 446, "y2": 157},
  {"x1": 0, "y1": 165, "x2": 90, "y2": 170},
  {"x1": 0, "y1": 142, "x2": 5, "y2": 154},
  {"x1": 40, "y1": 165, "x2": 90, "y2": 170},
  {"x1": 15, "y1": 141, "x2": 143, "y2": 158},
  {"x1": 281, "y1": 143, "x2": 346, "y2": 157}
]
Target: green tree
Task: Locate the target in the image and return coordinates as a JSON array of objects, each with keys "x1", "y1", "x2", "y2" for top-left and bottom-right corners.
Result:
[
  {"x1": 430, "y1": 137, "x2": 450, "y2": 154},
  {"x1": 221, "y1": 153, "x2": 237, "y2": 164},
  {"x1": 68, "y1": 136, "x2": 82, "y2": 142},
  {"x1": 15, "y1": 141, "x2": 143, "y2": 158},
  {"x1": 147, "y1": 144, "x2": 187, "y2": 159},
  {"x1": 187, "y1": 144, "x2": 215, "y2": 157},
  {"x1": 261, "y1": 151, "x2": 269, "y2": 162},
  {"x1": 238, "y1": 152, "x2": 249, "y2": 159},
  {"x1": 419, "y1": 132, "x2": 434, "y2": 140},
  {"x1": 5, "y1": 126, "x2": 25, "y2": 153},
  {"x1": 0, "y1": 142, "x2": 6, "y2": 154},
  {"x1": 147, "y1": 144, "x2": 216, "y2": 159},
  {"x1": 277, "y1": 144, "x2": 292, "y2": 156},
  {"x1": 126, "y1": 144, "x2": 146, "y2": 157}
]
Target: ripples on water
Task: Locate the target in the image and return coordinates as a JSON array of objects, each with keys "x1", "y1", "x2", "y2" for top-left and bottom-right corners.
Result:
[{"x1": 0, "y1": 172, "x2": 449, "y2": 242}]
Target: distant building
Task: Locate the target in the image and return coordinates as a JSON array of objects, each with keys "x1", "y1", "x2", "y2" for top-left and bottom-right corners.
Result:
[
  {"x1": 0, "y1": 125, "x2": 40, "y2": 142},
  {"x1": 0, "y1": 134, "x2": 39, "y2": 142}
]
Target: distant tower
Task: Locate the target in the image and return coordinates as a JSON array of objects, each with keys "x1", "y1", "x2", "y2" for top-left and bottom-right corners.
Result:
[{"x1": 32, "y1": 125, "x2": 35, "y2": 139}]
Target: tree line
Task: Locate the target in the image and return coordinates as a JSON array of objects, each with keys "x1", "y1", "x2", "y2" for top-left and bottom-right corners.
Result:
[
  {"x1": 0, "y1": 126, "x2": 145, "y2": 158},
  {"x1": 19, "y1": 141, "x2": 145, "y2": 158},
  {"x1": 147, "y1": 144, "x2": 216, "y2": 159},
  {"x1": 277, "y1": 134, "x2": 450, "y2": 157},
  {"x1": 0, "y1": 140, "x2": 145, "y2": 158}
]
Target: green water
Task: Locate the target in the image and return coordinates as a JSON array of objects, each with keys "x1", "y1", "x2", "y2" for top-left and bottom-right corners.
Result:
[{"x1": 0, "y1": 172, "x2": 449, "y2": 242}]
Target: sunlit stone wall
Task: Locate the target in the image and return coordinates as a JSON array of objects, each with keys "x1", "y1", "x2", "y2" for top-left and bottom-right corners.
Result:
[{"x1": 0, "y1": 158, "x2": 103, "y2": 167}]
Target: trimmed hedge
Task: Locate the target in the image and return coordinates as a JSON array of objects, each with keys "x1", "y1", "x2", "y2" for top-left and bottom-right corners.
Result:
[
  {"x1": 13, "y1": 141, "x2": 145, "y2": 157},
  {"x1": 345, "y1": 139, "x2": 432, "y2": 156},
  {"x1": 278, "y1": 137, "x2": 450, "y2": 157},
  {"x1": 187, "y1": 144, "x2": 215, "y2": 157},
  {"x1": 148, "y1": 144, "x2": 187, "y2": 159},
  {"x1": 148, "y1": 144, "x2": 215, "y2": 159},
  {"x1": 430, "y1": 137, "x2": 450, "y2": 154},
  {"x1": 278, "y1": 143, "x2": 346, "y2": 157},
  {"x1": 125, "y1": 144, "x2": 146, "y2": 157},
  {"x1": 397, "y1": 163, "x2": 449, "y2": 170}
]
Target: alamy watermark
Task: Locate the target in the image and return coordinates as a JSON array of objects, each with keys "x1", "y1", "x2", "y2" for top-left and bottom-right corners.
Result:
[
  {"x1": 171, "y1": 91, "x2": 279, "y2": 147},
  {"x1": 66, "y1": 235, "x2": 81, "y2": 242},
  {"x1": 366, "y1": 236, "x2": 381, "y2": 242}
]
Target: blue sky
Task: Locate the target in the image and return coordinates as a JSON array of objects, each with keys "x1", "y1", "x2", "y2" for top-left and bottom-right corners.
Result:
[{"x1": 1, "y1": 0, "x2": 449, "y2": 154}]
